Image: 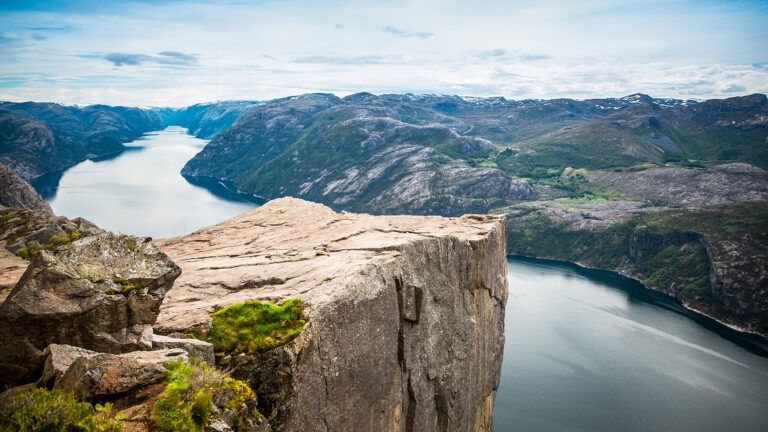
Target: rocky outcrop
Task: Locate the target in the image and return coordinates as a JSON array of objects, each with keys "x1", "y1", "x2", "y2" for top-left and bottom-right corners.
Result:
[
  {"x1": 0, "y1": 163, "x2": 52, "y2": 213},
  {"x1": 0, "y1": 232, "x2": 181, "y2": 386},
  {"x1": 155, "y1": 197, "x2": 507, "y2": 431}
]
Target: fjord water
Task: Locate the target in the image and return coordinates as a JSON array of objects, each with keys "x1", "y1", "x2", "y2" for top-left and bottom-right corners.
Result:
[
  {"x1": 32, "y1": 126, "x2": 257, "y2": 238},
  {"x1": 495, "y1": 257, "x2": 768, "y2": 431},
  {"x1": 33, "y1": 128, "x2": 768, "y2": 430}
]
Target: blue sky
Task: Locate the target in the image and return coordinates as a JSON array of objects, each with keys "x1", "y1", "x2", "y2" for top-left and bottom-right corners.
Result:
[{"x1": 0, "y1": 0, "x2": 766, "y2": 106}]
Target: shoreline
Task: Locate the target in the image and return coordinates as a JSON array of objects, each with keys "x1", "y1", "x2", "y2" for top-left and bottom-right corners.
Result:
[{"x1": 507, "y1": 253, "x2": 768, "y2": 343}]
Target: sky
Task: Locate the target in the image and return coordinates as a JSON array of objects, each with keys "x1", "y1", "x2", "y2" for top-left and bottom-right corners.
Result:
[{"x1": 0, "y1": 0, "x2": 767, "y2": 106}]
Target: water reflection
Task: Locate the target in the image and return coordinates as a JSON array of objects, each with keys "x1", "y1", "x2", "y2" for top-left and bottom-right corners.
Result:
[
  {"x1": 33, "y1": 126, "x2": 259, "y2": 238},
  {"x1": 495, "y1": 256, "x2": 768, "y2": 431}
]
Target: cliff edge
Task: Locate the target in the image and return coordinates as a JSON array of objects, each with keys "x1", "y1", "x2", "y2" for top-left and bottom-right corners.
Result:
[{"x1": 155, "y1": 197, "x2": 508, "y2": 431}]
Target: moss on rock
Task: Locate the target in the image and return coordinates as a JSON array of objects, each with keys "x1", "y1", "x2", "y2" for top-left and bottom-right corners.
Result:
[{"x1": 208, "y1": 298, "x2": 306, "y2": 355}]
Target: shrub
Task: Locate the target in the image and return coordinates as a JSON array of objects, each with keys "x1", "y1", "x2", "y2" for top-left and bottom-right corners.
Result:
[
  {"x1": 150, "y1": 360, "x2": 259, "y2": 432},
  {"x1": 208, "y1": 298, "x2": 306, "y2": 355},
  {"x1": 0, "y1": 387, "x2": 122, "y2": 432}
]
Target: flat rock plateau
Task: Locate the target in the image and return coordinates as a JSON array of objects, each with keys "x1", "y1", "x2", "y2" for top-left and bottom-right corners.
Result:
[{"x1": 155, "y1": 197, "x2": 508, "y2": 431}]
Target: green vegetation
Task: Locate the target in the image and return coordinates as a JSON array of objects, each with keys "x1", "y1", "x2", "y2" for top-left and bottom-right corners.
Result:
[
  {"x1": 15, "y1": 229, "x2": 80, "y2": 260},
  {"x1": 507, "y1": 201, "x2": 768, "y2": 311},
  {"x1": 111, "y1": 276, "x2": 142, "y2": 294},
  {"x1": 0, "y1": 387, "x2": 122, "y2": 432},
  {"x1": 151, "y1": 360, "x2": 261, "y2": 432},
  {"x1": 208, "y1": 298, "x2": 305, "y2": 355}
]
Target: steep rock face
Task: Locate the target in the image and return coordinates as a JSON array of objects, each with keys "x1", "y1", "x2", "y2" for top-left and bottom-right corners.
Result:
[
  {"x1": 155, "y1": 197, "x2": 507, "y2": 431},
  {"x1": 0, "y1": 163, "x2": 52, "y2": 213},
  {"x1": 0, "y1": 232, "x2": 181, "y2": 386}
]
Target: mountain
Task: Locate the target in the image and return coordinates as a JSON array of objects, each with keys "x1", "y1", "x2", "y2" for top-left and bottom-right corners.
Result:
[
  {"x1": 158, "y1": 101, "x2": 259, "y2": 139},
  {"x1": 181, "y1": 93, "x2": 768, "y2": 215},
  {"x1": 0, "y1": 102, "x2": 163, "y2": 179}
]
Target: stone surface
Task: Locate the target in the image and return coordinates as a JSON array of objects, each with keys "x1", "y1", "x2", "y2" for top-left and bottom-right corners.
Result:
[
  {"x1": 0, "y1": 248, "x2": 26, "y2": 297},
  {"x1": 0, "y1": 232, "x2": 181, "y2": 386},
  {"x1": 0, "y1": 163, "x2": 52, "y2": 213},
  {"x1": 38, "y1": 343, "x2": 98, "y2": 387},
  {"x1": 589, "y1": 163, "x2": 768, "y2": 206},
  {"x1": 55, "y1": 348, "x2": 187, "y2": 398},
  {"x1": 155, "y1": 197, "x2": 507, "y2": 432},
  {"x1": 152, "y1": 333, "x2": 215, "y2": 365}
]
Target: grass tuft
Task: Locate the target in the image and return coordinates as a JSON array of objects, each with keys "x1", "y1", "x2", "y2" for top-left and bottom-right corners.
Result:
[
  {"x1": 208, "y1": 298, "x2": 306, "y2": 355},
  {"x1": 150, "y1": 360, "x2": 260, "y2": 432}
]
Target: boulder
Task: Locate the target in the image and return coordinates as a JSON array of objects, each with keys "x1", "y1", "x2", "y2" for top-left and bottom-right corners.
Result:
[
  {"x1": 0, "y1": 232, "x2": 181, "y2": 386},
  {"x1": 152, "y1": 333, "x2": 215, "y2": 365},
  {"x1": 55, "y1": 348, "x2": 187, "y2": 398},
  {"x1": 38, "y1": 344, "x2": 98, "y2": 387}
]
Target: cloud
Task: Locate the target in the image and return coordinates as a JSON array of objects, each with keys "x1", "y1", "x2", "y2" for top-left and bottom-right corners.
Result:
[
  {"x1": 83, "y1": 51, "x2": 199, "y2": 67},
  {"x1": 27, "y1": 25, "x2": 76, "y2": 32},
  {"x1": 721, "y1": 83, "x2": 747, "y2": 93},
  {"x1": 382, "y1": 25, "x2": 433, "y2": 39},
  {"x1": 472, "y1": 49, "x2": 551, "y2": 62},
  {"x1": 293, "y1": 54, "x2": 402, "y2": 65}
]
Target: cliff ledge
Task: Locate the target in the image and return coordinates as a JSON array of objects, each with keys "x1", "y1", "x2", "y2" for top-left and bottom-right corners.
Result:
[{"x1": 155, "y1": 197, "x2": 508, "y2": 431}]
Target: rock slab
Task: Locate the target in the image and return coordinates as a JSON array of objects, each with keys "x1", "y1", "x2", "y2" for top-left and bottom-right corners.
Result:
[{"x1": 155, "y1": 197, "x2": 508, "y2": 432}]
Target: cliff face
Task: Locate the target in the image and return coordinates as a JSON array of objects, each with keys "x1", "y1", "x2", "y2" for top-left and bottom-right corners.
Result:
[{"x1": 155, "y1": 197, "x2": 508, "y2": 431}]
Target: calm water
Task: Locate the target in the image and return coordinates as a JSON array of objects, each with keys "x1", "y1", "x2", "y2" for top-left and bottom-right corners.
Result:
[
  {"x1": 31, "y1": 128, "x2": 768, "y2": 430},
  {"x1": 32, "y1": 126, "x2": 258, "y2": 238},
  {"x1": 495, "y1": 256, "x2": 768, "y2": 431}
]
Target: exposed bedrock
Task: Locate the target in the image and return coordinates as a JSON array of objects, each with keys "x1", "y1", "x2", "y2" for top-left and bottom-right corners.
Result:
[{"x1": 155, "y1": 197, "x2": 508, "y2": 431}]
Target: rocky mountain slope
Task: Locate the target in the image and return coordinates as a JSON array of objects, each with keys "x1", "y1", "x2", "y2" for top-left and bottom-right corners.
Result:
[
  {"x1": 503, "y1": 164, "x2": 768, "y2": 336},
  {"x1": 0, "y1": 163, "x2": 52, "y2": 214},
  {"x1": 181, "y1": 93, "x2": 767, "y2": 215},
  {"x1": 155, "y1": 197, "x2": 508, "y2": 431},
  {"x1": 0, "y1": 102, "x2": 163, "y2": 179}
]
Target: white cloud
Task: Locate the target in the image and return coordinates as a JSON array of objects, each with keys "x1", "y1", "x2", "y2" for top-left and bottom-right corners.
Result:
[{"x1": 0, "y1": 0, "x2": 766, "y2": 106}]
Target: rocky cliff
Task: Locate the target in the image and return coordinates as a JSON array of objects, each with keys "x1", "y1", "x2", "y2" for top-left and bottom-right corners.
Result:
[
  {"x1": 155, "y1": 197, "x2": 508, "y2": 431},
  {"x1": 0, "y1": 163, "x2": 52, "y2": 214}
]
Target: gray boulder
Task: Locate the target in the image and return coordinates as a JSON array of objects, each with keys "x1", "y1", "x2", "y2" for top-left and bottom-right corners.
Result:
[
  {"x1": 38, "y1": 343, "x2": 98, "y2": 387},
  {"x1": 0, "y1": 232, "x2": 181, "y2": 386},
  {"x1": 55, "y1": 348, "x2": 187, "y2": 398}
]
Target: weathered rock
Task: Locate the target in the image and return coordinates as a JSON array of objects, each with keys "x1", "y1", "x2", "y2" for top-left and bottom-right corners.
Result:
[
  {"x1": 55, "y1": 348, "x2": 187, "y2": 398},
  {"x1": 0, "y1": 232, "x2": 181, "y2": 386},
  {"x1": 152, "y1": 333, "x2": 215, "y2": 365},
  {"x1": 0, "y1": 248, "x2": 26, "y2": 298},
  {"x1": 155, "y1": 197, "x2": 507, "y2": 431},
  {"x1": 0, "y1": 163, "x2": 52, "y2": 214},
  {"x1": 38, "y1": 343, "x2": 98, "y2": 387}
]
